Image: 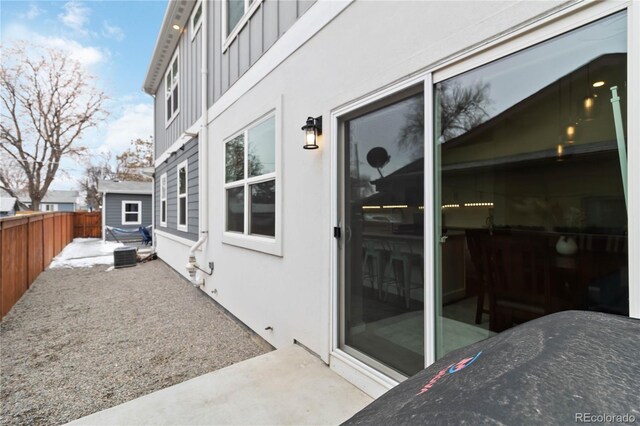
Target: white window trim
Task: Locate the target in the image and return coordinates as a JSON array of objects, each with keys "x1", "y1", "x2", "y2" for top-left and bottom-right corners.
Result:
[
  {"x1": 329, "y1": 0, "x2": 638, "y2": 397},
  {"x1": 222, "y1": 101, "x2": 282, "y2": 256},
  {"x1": 121, "y1": 200, "x2": 142, "y2": 225},
  {"x1": 177, "y1": 160, "x2": 188, "y2": 232},
  {"x1": 165, "y1": 47, "x2": 180, "y2": 128},
  {"x1": 160, "y1": 173, "x2": 167, "y2": 227},
  {"x1": 190, "y1": 0, "x2": 203, "y2": 41},
  {"x1": 222, "y1": 0, "x2": 264, "y2": 53}
]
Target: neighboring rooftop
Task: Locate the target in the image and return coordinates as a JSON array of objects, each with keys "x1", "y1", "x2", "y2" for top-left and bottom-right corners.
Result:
[
  {"x1": 0, "y1": 197, "x2": 17, "y2": 213},
  {"x1": 18, "y1": 190, "x2": 80, "y2": 205},
  {"x1": 98, "y1": 180, "x2": 153, "y2": 195}
]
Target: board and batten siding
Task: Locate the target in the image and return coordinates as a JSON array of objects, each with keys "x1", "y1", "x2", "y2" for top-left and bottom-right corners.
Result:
[
  {"x1": 155, "y1": 137, "x2": 199, "y2": 241},
  {"x1": 104, "y1": 193, "x2": 152, "y2": 230},
  {"x1": 154, "y1": 24, "x2": 203, "y2": 159},
  {"x1": 208, "y1": 0, "x2": 316, "y2": 107},
  {"x1": 153, "y1": 0, "x2": 315, "y2": 159}
]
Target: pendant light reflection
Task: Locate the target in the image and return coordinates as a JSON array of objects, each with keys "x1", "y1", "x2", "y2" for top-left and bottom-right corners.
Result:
[
  {"x1": 565, "y1": 124, "x2": 576, "y2": 143},
  {"x1": 557, "y1": 143, "x2": 564, "y2": 161},
  {"x1": 581, "y1": 94, "x2": 596, "y2": 121}
]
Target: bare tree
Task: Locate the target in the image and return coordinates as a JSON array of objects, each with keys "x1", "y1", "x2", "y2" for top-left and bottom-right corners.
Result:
[
  {"x1": 0, "y1": 157, "x2": 28, "y2": 197},
  {"x1": 115, "y1": 137, "x2": 153, "y2": 182},
  {"x1": 437, "y1": 80, "x2": 491, "y2": 141},
  {"x1": 0, "y1": 42, "x2": 107, "y2": 210},
  {"x1": 79, "y1": 153, "x2": 115, "y2": 211}
]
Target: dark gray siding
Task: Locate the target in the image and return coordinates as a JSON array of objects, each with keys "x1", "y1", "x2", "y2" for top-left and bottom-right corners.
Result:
[
  {"x1": 156, "y1": 0, "x2": 315, "y2": 158},
  {"x1": 155, "y1": 137, "x2": 199, "y2": 241},
  {"x1": 104, "y1": 193, "x2": 152, "y2": 240},
  {"x1": 208, "y1": 0, "x2": 316, "y2": 107},
  {"x1": 56, "y1": 203, "x2": 75, "y2": 212},
  {"x1": 154, "y1": 24, "x2": 203, "y2": 158}
]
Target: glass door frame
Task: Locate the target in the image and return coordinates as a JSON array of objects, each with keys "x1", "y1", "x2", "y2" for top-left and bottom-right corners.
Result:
[{"x1": 329, "y1": 0, "x2": 639, "y2": 388}]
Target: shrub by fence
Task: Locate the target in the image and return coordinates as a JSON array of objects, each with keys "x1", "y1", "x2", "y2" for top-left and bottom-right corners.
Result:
[{"x1": 0, "y1": 211, "x2": 102, "y2": 319}]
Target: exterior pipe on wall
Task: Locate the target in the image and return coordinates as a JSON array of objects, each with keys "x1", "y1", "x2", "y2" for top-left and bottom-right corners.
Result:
[{"x1": 187, "y1": 0, "x2": 209, "y2": 287}]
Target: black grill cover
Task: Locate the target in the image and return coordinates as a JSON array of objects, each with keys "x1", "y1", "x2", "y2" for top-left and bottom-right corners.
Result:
[{"x1": 343, "y1": 311, "x2": 639, "y2": 425}]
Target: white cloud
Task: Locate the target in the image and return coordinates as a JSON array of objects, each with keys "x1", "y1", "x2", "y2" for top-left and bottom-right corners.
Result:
[
  {"x1": 59, "y1": 1, "x2": 91, "y2": 35},
  {"x1": 23, "y1": 3, "x2": 44, "y2": 20},
  {"x1": 99, "y1": 103, "x2": 154, "y2": 155},
  {"x1": 102, "y1": 21, "x2": 124, "y2": 41},
  {"x1": 2, "y1": 23, "x2": 107, "y2": 68}
]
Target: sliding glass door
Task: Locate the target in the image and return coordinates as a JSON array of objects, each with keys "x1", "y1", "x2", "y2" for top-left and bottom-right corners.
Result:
[
  {"x1": 434, "y1": 12, "x2": 628, "y2": 358},
  {"x1": 340, "y1": 88, "x2": 425, "y2": 378}
]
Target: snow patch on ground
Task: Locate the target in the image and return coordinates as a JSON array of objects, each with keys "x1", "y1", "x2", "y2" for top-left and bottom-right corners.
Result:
[{"x1": 49, "y1": 238, "x2": 123, "y2": 269}]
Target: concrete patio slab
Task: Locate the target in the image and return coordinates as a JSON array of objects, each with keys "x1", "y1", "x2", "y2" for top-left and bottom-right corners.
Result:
[{"x1": 68, "y1": 345, "x2": 373, "y2": 426}]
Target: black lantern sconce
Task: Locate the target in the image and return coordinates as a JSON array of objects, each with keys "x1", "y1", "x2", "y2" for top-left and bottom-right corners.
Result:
[{"x1": 302, "y1": 116, "x2": 322, "y2": 150}]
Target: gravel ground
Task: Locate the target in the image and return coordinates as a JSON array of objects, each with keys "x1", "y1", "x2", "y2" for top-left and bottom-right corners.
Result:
[{"x1": 0, "y1": 261, "x2": 271, "y2": 426}]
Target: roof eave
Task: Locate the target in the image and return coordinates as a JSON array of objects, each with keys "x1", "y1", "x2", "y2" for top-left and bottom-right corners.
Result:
[{"x1": 142, "y1": 0, "x2": 194, "y2": 95}]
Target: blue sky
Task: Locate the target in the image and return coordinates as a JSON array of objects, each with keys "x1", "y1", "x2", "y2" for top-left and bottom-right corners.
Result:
[{"x1": 1, "y1": 0, "x2": 167, "y2": 190}]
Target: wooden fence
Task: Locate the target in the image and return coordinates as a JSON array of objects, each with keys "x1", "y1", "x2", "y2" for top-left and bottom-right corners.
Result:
[
  {"x1": 0, "y1": 211, "x2": 102, "y2": 320},
  {"x1": 74, "y1": 211, "x2": 102, "y2": 238}
]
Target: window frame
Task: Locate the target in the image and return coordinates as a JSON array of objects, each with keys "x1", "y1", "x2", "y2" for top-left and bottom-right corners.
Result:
[
  {"x1": 160, "y1": 173, "x2": 167, "y2": 227},
  {"x1": 165, "y1": 48, "x2": 180, "y2": 127},
  {"x1": 121, "y1": 200, "x2": 142, "y2": 225},
  {"x1": 222, "y1": 0, "x2": 264, "y2": 53},
  {"x1": 190, "y1": 0, "x2": 203, "y2": 41},
  {"x1": 222, "y1": 107, "x2": 282, "y2": 256},
  {"x1": 177, "y1": 160, "x2": 188, "y2": 232}
]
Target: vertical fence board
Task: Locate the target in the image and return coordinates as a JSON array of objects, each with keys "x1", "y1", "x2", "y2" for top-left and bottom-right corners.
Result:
[
  {"x1": 43, "y1": 215, "x2": 54, "y2": 266},
  {"x1": 27, "y1": 217, "x2": 44, "y2": 286},
  {"x1": 54, "y1": 214, "x2": 62, "y2": 256},
  {"x1": 0, "y1": 218, "x2": 28, "y2": 318},
  {"x1": 0, "y1": 212, "x2": 78, "y2": 319}
]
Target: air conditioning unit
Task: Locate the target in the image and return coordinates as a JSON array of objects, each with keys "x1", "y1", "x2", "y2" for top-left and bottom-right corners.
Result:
[{"x1": 114, "y1": 247, "x2": 137, "y2": 268}]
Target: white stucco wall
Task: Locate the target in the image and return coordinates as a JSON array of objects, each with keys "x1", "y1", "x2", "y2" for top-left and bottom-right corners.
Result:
[{"x1": 192, "y1": 0, "x2": 571, "y2": 363}]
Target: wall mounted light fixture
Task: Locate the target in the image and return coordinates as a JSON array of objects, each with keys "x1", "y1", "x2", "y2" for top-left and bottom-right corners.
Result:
[{"x1": 302, "y1": 116, "x2": 322, "y2": 150}]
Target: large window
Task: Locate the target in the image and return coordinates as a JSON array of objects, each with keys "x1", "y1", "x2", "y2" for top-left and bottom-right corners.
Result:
[
  {"x1": 224, "y1": 115, "x2": 276, "y2": 239},
  {"x1": 434, "y1": 12, "x2": 628, "y2": 359},
  {"x1": 165, "y1": 50, "x2": 179, "y2": 125},
  {"x1": 177, "y1": 161, "x2": 188, "y2": 231},
  {"x1": 160, "y1": 173, "x2": 167, "y2": 227},
  {"x1": 122, "y1": 201, "x2": 141, "y2": 225}
]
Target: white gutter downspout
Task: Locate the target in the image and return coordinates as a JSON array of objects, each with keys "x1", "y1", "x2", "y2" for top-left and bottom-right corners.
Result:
[
  {"x1": 186, "y1": 0, "x2": 209, "y2": 286},
  {"x1": 102, "y1": 192, "x2": 106, "y2": 242}
]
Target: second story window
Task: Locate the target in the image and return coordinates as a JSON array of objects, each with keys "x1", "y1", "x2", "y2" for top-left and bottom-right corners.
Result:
[
  {"x1": 191, "y1": 0, "x2": 203, "y2": 40},
  {"x1": 227, "y1": 0, "x2": 245, "y2": 37},
  {"x1": 165, "y1": 49, "x2": 179, "y2": 125}
]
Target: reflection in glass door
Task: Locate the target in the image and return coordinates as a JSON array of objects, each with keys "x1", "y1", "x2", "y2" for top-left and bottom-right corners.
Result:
[
  {"x1": 340, "y1": 89, "x2": 425, "y2": 378},
  {"x1": 434, "y1": 12, "x2": 628, "y2": 359}
]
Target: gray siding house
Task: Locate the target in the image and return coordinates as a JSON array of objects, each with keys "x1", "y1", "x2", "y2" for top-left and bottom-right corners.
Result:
[
  {"x1": 19, "y1": 190, "x2": 79, "y2": 212},
  {"x1": 98, "y1": 180, "x2": 153, "y2": 242}
]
